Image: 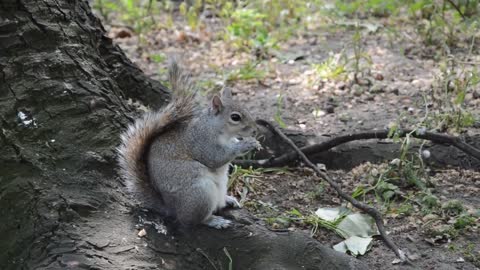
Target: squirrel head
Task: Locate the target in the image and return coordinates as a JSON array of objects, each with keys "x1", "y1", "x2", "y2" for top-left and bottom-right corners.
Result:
[{"x1": 209, "y1": 87, "x2": 257, "y2": 139}]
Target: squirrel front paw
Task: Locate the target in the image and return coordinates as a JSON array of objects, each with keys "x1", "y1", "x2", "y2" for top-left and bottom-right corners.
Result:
[{"x1": 236, "y1": 137, "x2": 261, "y2": 154}]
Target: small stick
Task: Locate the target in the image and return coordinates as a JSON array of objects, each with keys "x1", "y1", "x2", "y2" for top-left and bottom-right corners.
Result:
[
  {"x1": 255, "y1": 119, "x2": 408, "y2": 263},
  {"x1": 445, "y1": 0, "x2": 466, "y2": 20}
]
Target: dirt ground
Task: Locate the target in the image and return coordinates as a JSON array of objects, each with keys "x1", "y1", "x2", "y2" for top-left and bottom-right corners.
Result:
[{"x1": 97, "y1": 3, "x2": 480, "y2": 269}]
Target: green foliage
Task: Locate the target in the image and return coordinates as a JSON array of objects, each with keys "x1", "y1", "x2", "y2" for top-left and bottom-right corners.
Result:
[
  {"x1": 270, "y1": 208, "x2": 341, "y2": 236},
  {"x1": 172, "y1": 0, "x2": 318, "y2": 57},
  {"x1": 350, "y1": 27, "x2": 372, "y2": 82},
  {"x1": 442, "y1": 199, "x2": 464, "y2": 216},
  {"x1": 464, "y1": 242, "x2": 480, "y2": 266},
  {"x1": 408, "y1": 0, "x2": 479, "y2": 18},
  {"x1": 334, "y1": 0, "x2": 479, "y2": 19},
  {"x1": 225, "y1": 8, "x2": 278, "y2": 56},
  {"x1": 334, "y1": 0, "x2": 401, "y2": 17},
  {"x1": 179, "y1": 0, "x2": 203, "y2": 30},
  {"x1": 313, "y1": 55, "x2": 347, "y2": 80},
  {"x1": 351, "y1": 169, "x2": 400, "y2": 206},
  {"x1": 307, "y1": 183, "x2": 326, "y2": 200},
  {"x1": 93, "y1": 0, "x2": 159, "y2": 33},
  {"x1": 396, "y1": 202, "x2": 414, "y2": 216},
  {"x1": 228, "y1": 165, "x2": 262, "y2": 191},
  {"x1": 421, "y1": 193, "x2": 440, "y2": 210},
  {"x1": 427, "y1": 61, "x2": 479, "y2": 132},
  {"x1": 228, "y1": 165, "x2": 288, "y2": 195},
  {"x1": 351, "y1": 155, "x2": 429, "y2": 208},
  {"x1": 150, "y1": 53, "x2": 166, "y2": 63},
  {"x1": 408, "y1": 0, "x2": 480, "y2": 47},
  {"x1": 304, "y1": 214, "x2": 341, "y2": 236},
  {"x1": 453, "y1": 214, "x2": 476, "y2": 230},
  {"x1": 330, "y1": 0, "x2": 479, "y2": 50},
  {"x1": 225, "y1": 61, "x2": 267, "y2": 82},
  {"x1": 375, "y1": 180, "x2": 399, "y2": 202},
  {"x1": 313, "y1": 26, "x2": 371, "y2": 83}
]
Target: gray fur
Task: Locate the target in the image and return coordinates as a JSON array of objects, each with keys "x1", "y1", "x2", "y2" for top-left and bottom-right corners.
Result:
[{"x1": 119, "y1": 59, "x2": 259, "y2": 229}]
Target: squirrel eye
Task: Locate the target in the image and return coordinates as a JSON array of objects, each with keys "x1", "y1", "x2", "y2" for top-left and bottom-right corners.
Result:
[{"x1": 230, "y1": 113, "x2": 242, "y2": 122}]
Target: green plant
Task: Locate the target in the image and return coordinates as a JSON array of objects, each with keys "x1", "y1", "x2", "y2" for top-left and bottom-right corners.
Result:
[
  {"x1": 428, "y1": 60, "x2": 479, "y2": 132},
  {"x1": 225, "y1": 61, "x2": 267, "y2": 82},
  {"x1": 307, "y1": 183, "x2": 326, "y2": 200},
  {"x1": 351, "y1": 154, "x2": 428, "y2": 208},
  {"x1": 442, "y1": 199, "x2": 464, "y2": 216},
  {"x1": 374, "y1": 180, "x2": 399, "y2": 203},
  {"x1": 273, "y1": 208, "x2": 340, "y2": 236},
  {"x1": 453, "y1": 214, "x2": 476, "y2": 230},
  {"x1": 409, "y1": 0, "x2": 480, "y2": 48},
  {"x1": 179, "y1": 0, "x2": 203, "y2": 30},
  {"x1": 421, "y1": 193, "x2": 440, "y2": 211},
  {"x1": 223, "y1": 1, "x2": 319, "y2": 57},
  {"x1": 313, "y1": 54, "x2": 347, "y2": 80},
  {"x1": 314, "y1": 26, "x2": 372, "y2": 84},
  {"x1": 197, "y1": 78, "x2": 222, "y2": 95},
  {"x1": 463, "y1": 242, "x2": 480, "y2": 266},
  {"x1": 350, "y1": 26, "x2": 373, "y2": 83},
  {"x1": 150, "y1": 53, "x2": 166, "y2": 63},
  {"x1": 228, "y1": 165, "x2": 262, "y2": 193},
  {"x1": 225, "y1": 8, "x2": 278, "y2": 56},
  {"x1": 334, "y1": 0, "x2": 401, "y2": 17},
  {"x1": 94, "y1": 0, "x2": 159, "y2": 33},
  {"x1": 396, "y1": 202, "x2": 414, "y2": 216},
  {"x1": 304, "y1": 214, "x2": 342, "y2": 236},
  {"x1": 228, "y1": 165, "x2": 288, "y2": 197}
]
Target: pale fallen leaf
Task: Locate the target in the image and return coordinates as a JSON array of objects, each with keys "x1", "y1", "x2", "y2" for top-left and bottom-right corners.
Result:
[
  {"x1": 337, "y1": 213, "x2": 379, "y2": 239},
  {"x1": 315, "y1": 207, "x2": 350, "y2": 222},
  {"x1": 333, "y1": 236, "x2": 373, "y2": 256},
  {"x1": 333, "y1": 241, "x2": 347, "y2": 253}
]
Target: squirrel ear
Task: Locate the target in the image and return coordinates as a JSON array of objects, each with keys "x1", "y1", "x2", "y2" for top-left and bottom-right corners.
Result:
[
  {"x1": 212, "y1": 95, "x2": 223, "y2": 114},
  {"x1": 221, "y1": 87, "x2": 232, "y2": 100}
]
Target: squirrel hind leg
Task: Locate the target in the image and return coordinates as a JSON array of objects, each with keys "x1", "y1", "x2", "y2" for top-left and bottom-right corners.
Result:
[
  {"x1": 173, "y1": 189, "x2": 233, "y2": 229},
  {"x1": 173, "y1": 186, "x2": 217, "y2": 227}
]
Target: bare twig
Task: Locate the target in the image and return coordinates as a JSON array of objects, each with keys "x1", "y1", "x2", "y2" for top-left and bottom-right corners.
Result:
[
  {"x1": 255, "y1": 119, "x2": 408, "y2": 263},
  {"x1": 235, "y1": 127, "x2": 480, "y2": 168},
  {"x1": 445, "y1": 0, "x2": 466, "y2": 20}
]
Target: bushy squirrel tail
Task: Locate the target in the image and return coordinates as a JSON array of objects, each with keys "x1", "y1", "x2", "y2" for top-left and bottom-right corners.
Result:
[{"x1": 117, "y1": 59, "x2": 198, "y2": 210}]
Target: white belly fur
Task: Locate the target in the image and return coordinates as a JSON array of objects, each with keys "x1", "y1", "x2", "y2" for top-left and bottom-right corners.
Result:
[{"x1": 201, "y1": 164, "x2": 229, "y2": 211}]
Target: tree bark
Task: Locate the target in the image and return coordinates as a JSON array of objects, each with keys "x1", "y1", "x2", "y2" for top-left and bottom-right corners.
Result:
[{"x1": 0, "y1": 1, "x2": 366, "y2": 269}]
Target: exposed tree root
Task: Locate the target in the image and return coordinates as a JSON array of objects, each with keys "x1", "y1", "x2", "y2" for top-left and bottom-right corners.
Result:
[{"x1": 235, "y1": 126, "x2": 480, "y2": 168}]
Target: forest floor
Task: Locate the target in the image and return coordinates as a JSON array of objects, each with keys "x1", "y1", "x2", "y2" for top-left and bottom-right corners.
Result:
[{"x1": 93, "y1": 1, "x2": 480, "y2": 269}]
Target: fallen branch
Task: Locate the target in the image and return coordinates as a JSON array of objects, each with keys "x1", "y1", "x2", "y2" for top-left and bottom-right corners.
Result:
[
  {"x1": 235, "y1": 127, "x2": 480, "y2": 168},
  {"x1": 254, "y1": 119, "x2": 409, "y2": 263}
]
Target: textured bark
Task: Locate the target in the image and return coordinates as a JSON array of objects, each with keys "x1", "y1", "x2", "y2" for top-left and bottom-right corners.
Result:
[{"x1": 0, "y1": 1, "x2": 366, "y2": 269}]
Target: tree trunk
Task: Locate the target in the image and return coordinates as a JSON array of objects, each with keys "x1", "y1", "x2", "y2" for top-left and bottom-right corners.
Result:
[{"x1": 0, "y1": 1, "x2": 367, "y2": 269}]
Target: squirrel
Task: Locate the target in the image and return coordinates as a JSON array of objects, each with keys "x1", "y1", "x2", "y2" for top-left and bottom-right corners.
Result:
[{"x1": 117, "y1": 60, "x2": 260, "y2": 229}]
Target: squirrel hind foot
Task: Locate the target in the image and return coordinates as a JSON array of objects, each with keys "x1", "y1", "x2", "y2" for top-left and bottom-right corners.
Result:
[{"x1": 203, "y1": 215, "x2": 232, "y2": 229}]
